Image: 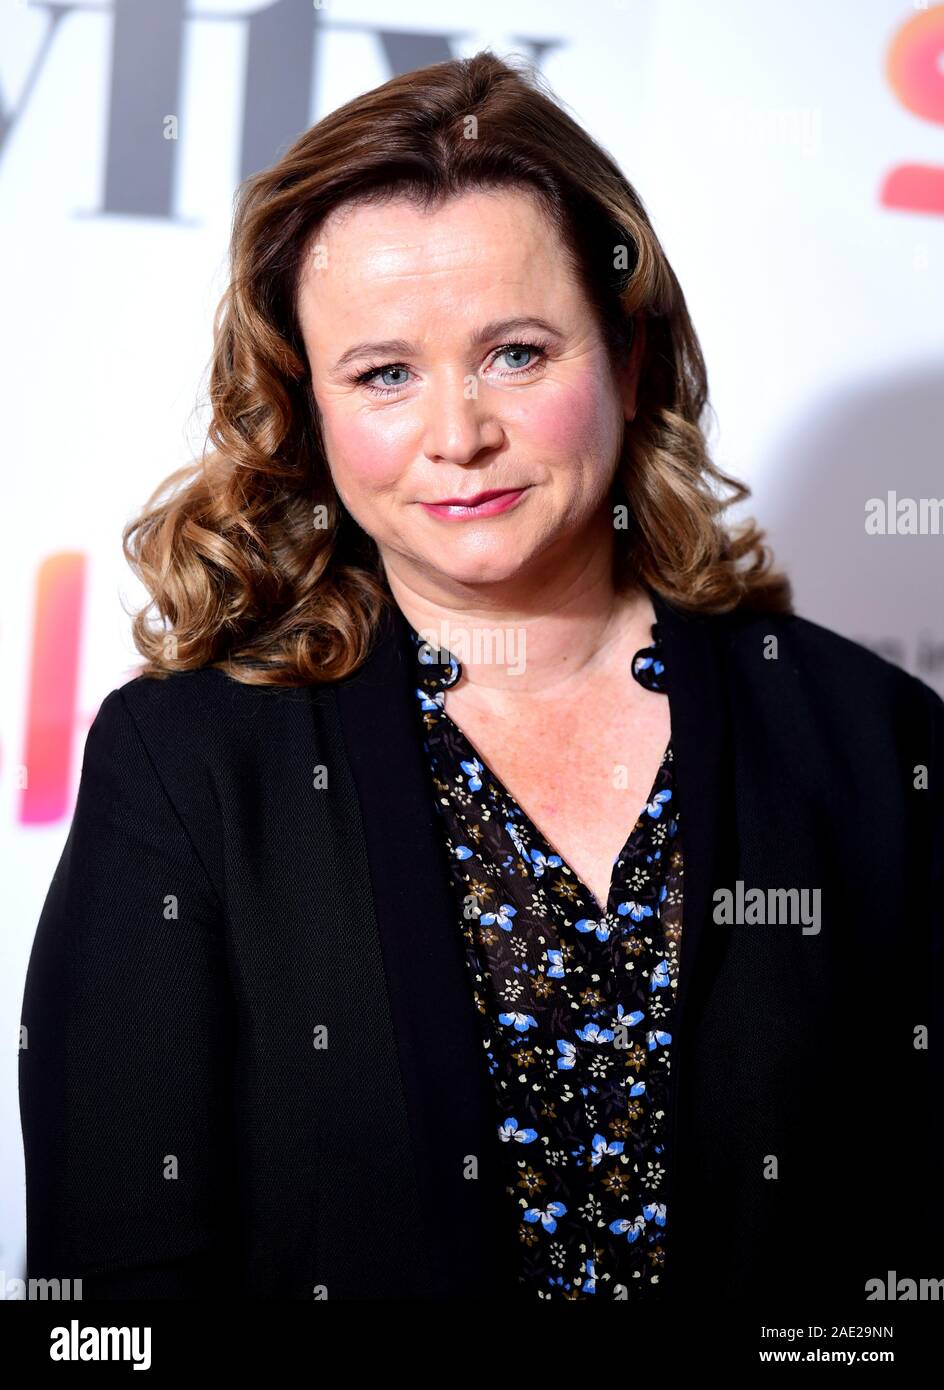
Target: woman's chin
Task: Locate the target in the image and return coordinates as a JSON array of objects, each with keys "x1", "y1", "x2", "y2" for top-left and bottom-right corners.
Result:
[{"x1": 411, "y1": 545, "x2": 535, "y2": 588}]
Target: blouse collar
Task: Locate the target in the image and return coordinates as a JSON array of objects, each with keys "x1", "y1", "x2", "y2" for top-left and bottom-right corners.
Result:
[{"x1": 406, "y1": 619, "x2": 666, "y2": 703}]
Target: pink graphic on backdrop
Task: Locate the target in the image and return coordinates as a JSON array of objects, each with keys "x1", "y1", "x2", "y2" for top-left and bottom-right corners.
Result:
[
  {"x1": 881, "y1": 5, "x2": 944, "y2": 215},
  {"x1": 20, "y1": 553, "x2": 87, "y2": 825}
]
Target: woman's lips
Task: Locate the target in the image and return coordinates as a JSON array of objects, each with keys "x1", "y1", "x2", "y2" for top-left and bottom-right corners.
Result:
[{"x1": 419, "y1": 487, "x2": 529, "y2": 520}]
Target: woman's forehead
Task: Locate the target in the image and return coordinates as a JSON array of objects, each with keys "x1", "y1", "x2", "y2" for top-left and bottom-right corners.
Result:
[{"x1": 296, "y1": 191, "x2": 581, "y2": 349}]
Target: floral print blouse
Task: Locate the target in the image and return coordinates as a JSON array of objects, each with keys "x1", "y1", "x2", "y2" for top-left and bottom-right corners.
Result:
[{"x1": 408, "y1": 619, "x2": 683, "y2": 1300}]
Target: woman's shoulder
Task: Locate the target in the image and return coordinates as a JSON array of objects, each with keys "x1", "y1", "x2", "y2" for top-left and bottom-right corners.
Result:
[
  {"x1": 92, "y1": 665, "x2": 317, "y2": 773},
  {"x1": 708, "y1": 603, "x2": 944, "y2": 734},
  {"x1": 723, "y1": 603, "x2": 932, "y2": 677},
  {"x1": 76, "y1": 668, "x2": 324, "y2": 858},
  {"x1": 114, "y1": 663, "x2": 316, "y2": 714}
]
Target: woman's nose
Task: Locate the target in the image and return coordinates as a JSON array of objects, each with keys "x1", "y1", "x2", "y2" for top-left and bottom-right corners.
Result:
[{"x1": 421, "y1": 374, "x2": 504, "y2": 463}]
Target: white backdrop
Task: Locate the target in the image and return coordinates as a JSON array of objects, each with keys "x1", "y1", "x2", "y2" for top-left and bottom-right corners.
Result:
[{"x1": 2, "y1": 0, "x2": 942, "y2": 1289}]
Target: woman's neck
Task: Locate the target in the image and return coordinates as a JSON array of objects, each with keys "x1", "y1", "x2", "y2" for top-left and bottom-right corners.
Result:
[{"x1": 383, "y1": 563, "x2": 656, "y2": 703}]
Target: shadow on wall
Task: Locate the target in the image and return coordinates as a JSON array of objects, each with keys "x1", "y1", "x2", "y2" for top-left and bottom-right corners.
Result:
[{"x1": 754, "y1": 360, "x2": 944, "y2": 700}]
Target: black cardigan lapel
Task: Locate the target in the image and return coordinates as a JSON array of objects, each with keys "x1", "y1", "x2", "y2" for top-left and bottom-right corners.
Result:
[
  {"x1": 332, "y1": 599, "x2": 519, "y2": 1299},
  {"x1": 648, "y1": 588, "x2": 738, "y2": 1294},
  {"x1": 649, "y1": 589, "x2": 735, "y2": 1042}
]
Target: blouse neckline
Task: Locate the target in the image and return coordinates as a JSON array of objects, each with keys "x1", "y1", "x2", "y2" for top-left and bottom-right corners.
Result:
[
  {"x1": 408, "y1": 620, "x2": 666, "y2": 701},
  {"x1": 406, "y1": 619, "x2": 673, "y2": 920}
]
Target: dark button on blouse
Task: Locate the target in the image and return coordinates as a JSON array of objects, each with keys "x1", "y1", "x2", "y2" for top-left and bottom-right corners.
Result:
[{"x1": 407, "y1": 620, "x2": 683, "y2": 1299}]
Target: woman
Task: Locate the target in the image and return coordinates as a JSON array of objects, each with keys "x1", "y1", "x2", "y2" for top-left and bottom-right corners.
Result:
[{"x1": 19, "y1": 51, "x2": 941, "y2": 1304}]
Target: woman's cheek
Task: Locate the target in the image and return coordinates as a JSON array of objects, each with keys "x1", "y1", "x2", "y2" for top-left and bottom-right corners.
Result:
[
  {"x1": 510, "y1": 375, "x2": 618, "y2": 464},
  {"x1": 324, "y1": 407, "x2": 411, "y2": 498}
]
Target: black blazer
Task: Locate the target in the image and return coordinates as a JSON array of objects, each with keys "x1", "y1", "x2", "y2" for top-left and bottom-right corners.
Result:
[{"x1": 19, "y1": 590, "x2": 943, "y2": 1302}]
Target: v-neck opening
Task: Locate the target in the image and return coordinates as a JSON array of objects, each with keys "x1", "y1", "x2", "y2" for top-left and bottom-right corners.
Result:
[
  {"x1": 408, "y1": 617, "x2": 674, "y2": 923},
  {"x1": 440, "y1": 717, "x2": 672, "y2": 921}
]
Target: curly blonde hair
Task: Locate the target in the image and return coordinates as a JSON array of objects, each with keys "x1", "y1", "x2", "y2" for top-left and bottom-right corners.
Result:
[{"x1": 123, "y1": 49, "x2": 791, "y2": 686}]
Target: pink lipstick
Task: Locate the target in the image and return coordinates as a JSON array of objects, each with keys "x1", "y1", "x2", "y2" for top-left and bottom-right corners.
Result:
[{"x1": 420, "y1": 487, "x2": 529, "y2": 520}]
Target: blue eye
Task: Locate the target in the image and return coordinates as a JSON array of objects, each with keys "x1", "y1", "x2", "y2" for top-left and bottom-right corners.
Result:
[
  {"x1": 498, "y1": 344, "x2": 538, "y2": 370},
  {"x1": 374, "y1": 366, "x2": 409, "y2": 389}
]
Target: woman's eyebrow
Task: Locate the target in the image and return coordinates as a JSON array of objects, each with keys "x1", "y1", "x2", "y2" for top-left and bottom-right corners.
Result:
[{"x1": 330, "y1": 316, "x2": 564, "y2": 375}]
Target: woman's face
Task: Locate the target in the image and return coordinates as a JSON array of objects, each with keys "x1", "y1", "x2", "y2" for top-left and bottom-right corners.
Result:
[{"x1": 297, "y1": 187, "x2": 642, "y2": 595}]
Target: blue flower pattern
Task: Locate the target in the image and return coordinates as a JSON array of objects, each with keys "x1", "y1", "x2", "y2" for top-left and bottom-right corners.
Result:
[{"x1": 408, "y1": 620, "x2": 683, "y2": 1299}]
